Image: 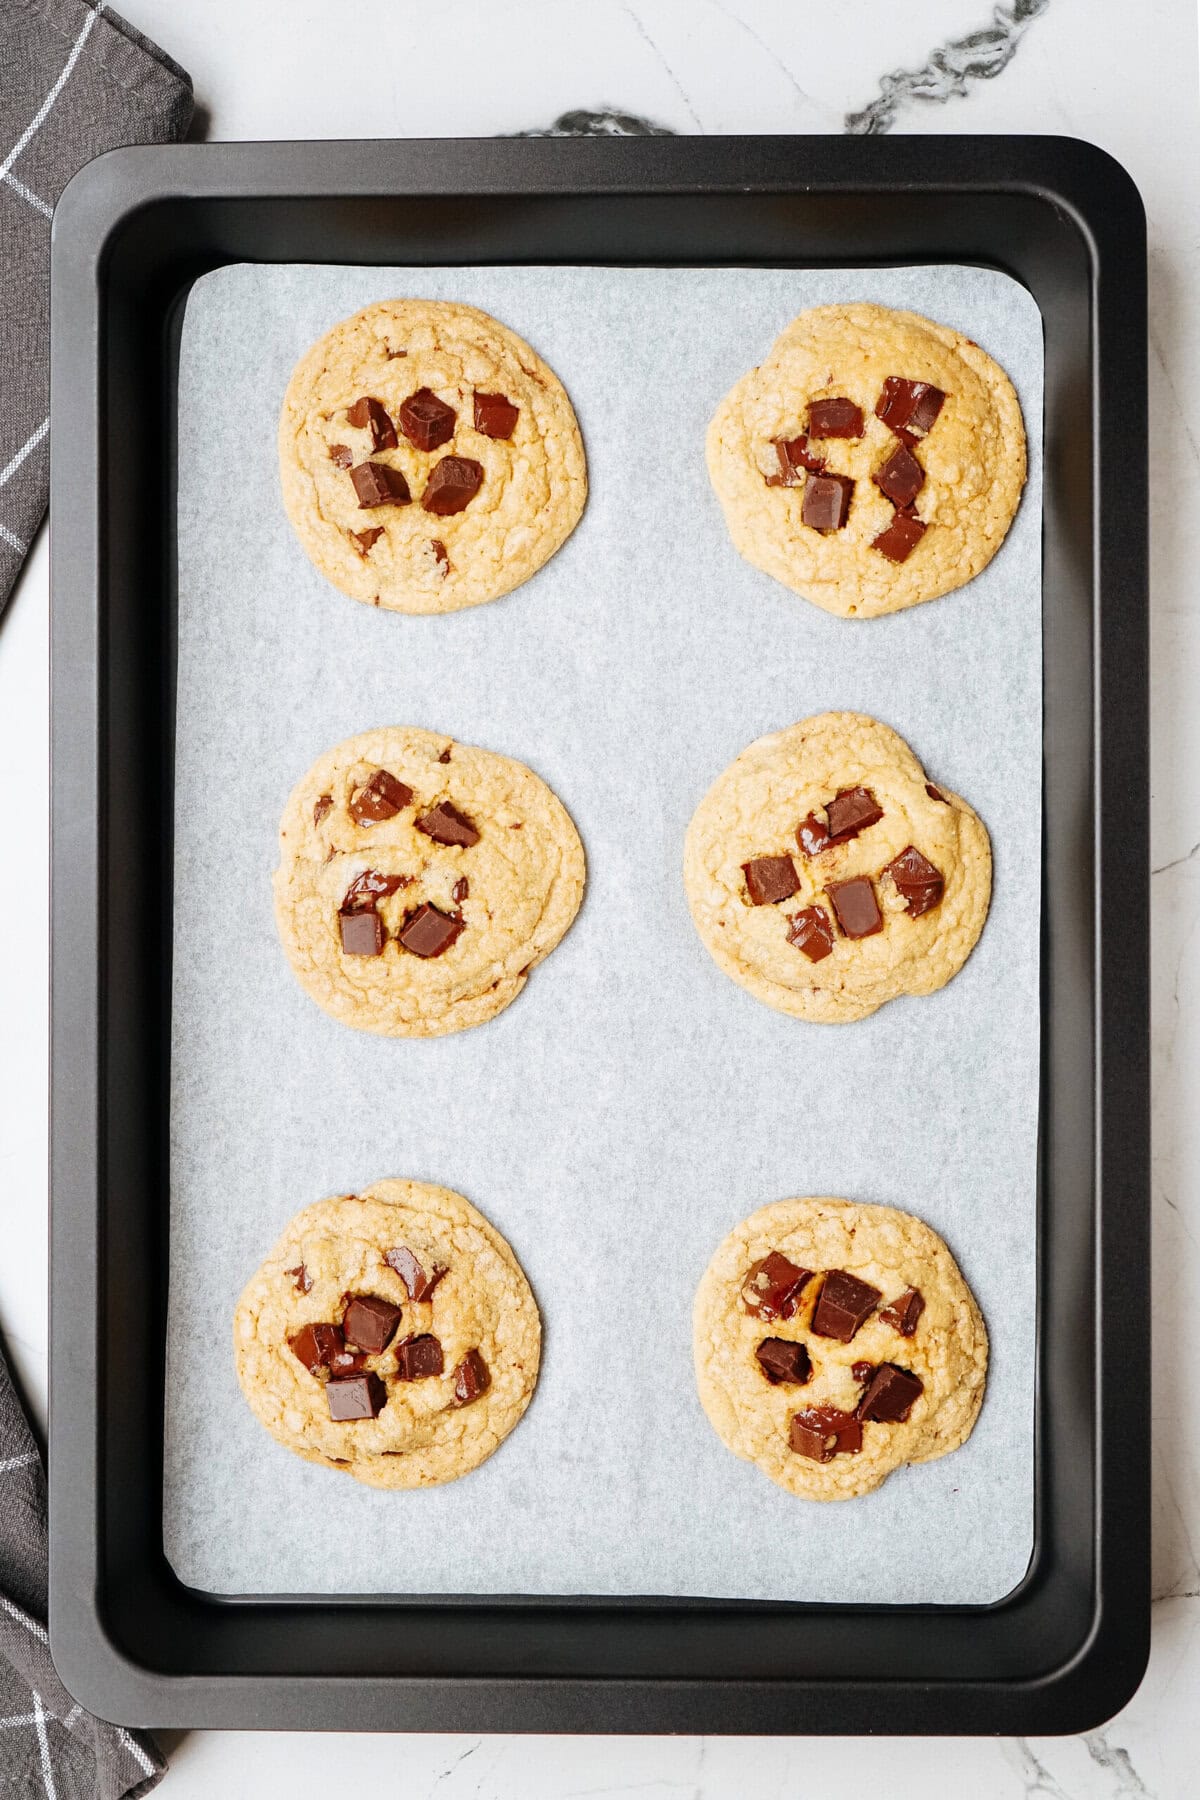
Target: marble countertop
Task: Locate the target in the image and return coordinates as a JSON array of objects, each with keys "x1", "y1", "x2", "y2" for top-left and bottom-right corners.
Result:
[{"x1": 2, "y1": 0, "x2": 1197, "y2": 1792}]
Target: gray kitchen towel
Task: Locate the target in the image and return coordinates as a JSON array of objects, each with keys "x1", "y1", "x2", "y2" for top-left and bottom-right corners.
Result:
[
  {"x1": 1, "y1": 1346, "x2": 165, "y2": 1797},
  {"x1": 0, "y1": 0, "x2": 194, "y2": 617}
]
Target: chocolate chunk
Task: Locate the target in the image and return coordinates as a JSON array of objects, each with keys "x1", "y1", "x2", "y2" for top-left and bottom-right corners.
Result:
[
  {"x1": 351, "y1": 527, "x2": 384, "y2": 554},
  {"x1": 431, "y1": 538, "x2": 449, "y2": 574},
  {"x1": 875, "y1": 377, "x2": 946, "y2": 441},
  {"x1": 754, "y1": 1338, "x2": 812, "y2": 1385},
  {"x1": 350, "y1": 769, "x2": 413, "y2": 825},
  {"x1": 474, "y1": 391, "x2": 520, "y2": 439},
  {"x1": 878, "y1": 1287, "x2": 926, "y2": 1336},
  {"x1": 453, "y1": 1348, "x2": 491, "y2": 1405},
  {"x1": 384, "y1": 1245, "x2": 447, "y2": 1302},
  {"x1": 349, "y1": 461, "x2": 411, "y2": 508},
  {"x1": 741, "y1": 1252, "x2": 813, "y2": 1321},
  {"x1": 797, "y1": 812, "x2": 833, "y2": 857},
  {"x1": 766, "y1": 434, "x2": 825, "y2": 486},
  {"x1": 346, "y1": 396, "x2": 398, "y2": 451},
  {"x1": 925, "y1": 783, "x2": 946, "y2": 803},
  {"x1": 806, "y1": 397, "x2": 863, "y2": 438},
  {"x1": 873, "y1": 443, "x2": 925, "y2": 510},
  {"x1": 329, "y1": 444, "x2": 354, "y2": 468},
  {"x1": 397, "y1": 904, "x2": 465, "y2": 959},
  {"x1": 438, "y1": 746, "x2": 453, "y2": 763},
  {"x1": 825, "y1": 786, "x2": 883, "y2": 841},
  {"x1": 810, "y1": 1269, "x2": 882, "y2": 1342},
  {"x1": 858, "y1": 1363, "x2": 924, "y2": 1423},
  {"x1": 313, "y1": 793, "x2": 333, "y2": 828},
  {"x1": 872, "y1": 510, "x2": 927, "y2": 564},
  {"x1": 787, "y1": 905, "x2": 835, "y2": 962},
  {"x1": 801, "y1": 471, "x2": 854, "y2": 533},
  {"x1": 338, "y1": 908, "x2": 384, "y2": 956},
  {"x1": 826, "y1": 876, "x2": 883, "y2": 939},
  {"x1": 394, "y1": 1334, "x2": 444, "y2": 1380},
  {"x1": 884, "y1": 845, "x2": 945, "y2": 917},
  {"x1": 285, "y1": 1263, "x2": 313, "y2": 1295},
  {"x1": 415, "y1": 800, "x2": 480, "y2": 848},
  {"x1": 398, "y1": 387, "x2": 457, "y2": 451},
  {"x1": 289, "y1": 1322, "x2": 346, "y2": 1375},
  {"x1": 789, "y1": 1405, "x2": 863, "y2": 1462},
  {"x1": 422, "y1": 455, "x2": 484, "y2": 516},
  {"x1": 341, "y1": 867, "x2": 410, "y2": 910},
  {"x1": 453, "y1": 877, "x2": 469, "y2": 904},
  {"x1": 342, "y1": 1293, "x2": 403, "y2": 1354},
  {"x1": 742, "y1": 855, "x2": 799, "y2": 906},
  {"x1": 851, "y1": 1360, "x2": 874, "y2": 1384},
  {"x1": 326, "y1": 1372, "x2": 387, "y2": 1421}
]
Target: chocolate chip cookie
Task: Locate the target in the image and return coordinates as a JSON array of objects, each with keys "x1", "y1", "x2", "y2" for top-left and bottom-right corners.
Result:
[
  {"x1": 279, "y1": 299, "x2": 587, "y2": 612},
  {"x1": 694, "y1": 1196, "x2": 987, "y2": 1500}
]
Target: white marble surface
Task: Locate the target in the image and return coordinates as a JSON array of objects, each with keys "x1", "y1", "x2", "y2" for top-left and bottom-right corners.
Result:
[{"x1": 1, "y1": 0, "x2": 1198, "y2": 1791}]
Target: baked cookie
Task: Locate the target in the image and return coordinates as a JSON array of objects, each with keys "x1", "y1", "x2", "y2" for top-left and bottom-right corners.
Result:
[
  {"x1": 693, "y1": 1197, "x2": 987, "y2": 1500},
  {"x1": 706, "y1": 302, "x2": 1026, "y2": 617},
  {"x1": 279, "y1": 299, "x2": 587, "y2": 613},
  {"x1": 234, "y1": 1181, "x2": 541, "y2": 1489},
  {"x1": 274, "y1": 726, "x2": 586, "y2": 1037},
  {"x1": 684, "y1": 711, "x2": 990, "y2": 1023}
]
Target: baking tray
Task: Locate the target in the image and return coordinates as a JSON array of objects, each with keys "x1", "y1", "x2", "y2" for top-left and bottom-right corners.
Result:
[{"x1": 48, "y1": 134, "x2": 1148, "y2": 1734}]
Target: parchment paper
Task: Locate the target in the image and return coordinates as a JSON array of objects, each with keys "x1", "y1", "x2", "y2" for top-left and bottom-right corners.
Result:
[{"x1": 165, "y1": 263, "x2": 1042, "y2": 1603}]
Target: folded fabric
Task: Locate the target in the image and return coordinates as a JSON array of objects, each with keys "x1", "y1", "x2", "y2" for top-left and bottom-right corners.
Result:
[{"x1": 0, "y1": 0, "x2": 194, "y2": 617}]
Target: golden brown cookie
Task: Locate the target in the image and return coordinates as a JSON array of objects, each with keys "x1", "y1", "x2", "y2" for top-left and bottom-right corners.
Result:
[
  {"x1": 706, "y1": 302, "x2": 1025, "y2": 616},
  {"x1": 233, "y1": 1181, "x2": 541, "y2": 1488},
  {"x1": 279, "y1": 299, "x2": 586, "y2": 612},
  {"x1": 693, "y1": 1197, "x2": 987, "y2": 1500},
  {"x1": 274, "y1": 726, "x2": 586, "y2": 1037},
  {"x1": 684, "y1": 711, "x2": 990, "y2": 1022}
]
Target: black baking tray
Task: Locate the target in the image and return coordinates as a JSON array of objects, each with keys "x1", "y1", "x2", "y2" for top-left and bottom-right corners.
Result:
[{"x1": 48, "y1": 135, "x2": 1148, "y2": 1735}]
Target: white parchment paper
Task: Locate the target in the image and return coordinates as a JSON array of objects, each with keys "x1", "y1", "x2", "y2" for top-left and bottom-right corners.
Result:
[{"x1": 165, "y1": 263, "x2": 1042, "y2": 1603}]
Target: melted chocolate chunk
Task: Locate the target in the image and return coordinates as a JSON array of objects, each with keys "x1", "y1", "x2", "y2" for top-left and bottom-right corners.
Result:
[
  {"x1": 925, "y1": 783, "x2": 946, "y2": 803},
  {"x1": 766, "y1": 434, "x2": 825, "y2": 486},
  {"x1": 789, "y1": 1405, "x2": 863, "y2": 1462},
  {"x1": 801, "y1": 471, "x2": 854, "y2": 533},
  {"x1": 289, "y1": 1322, "x2": 346, "y2": 1375},
  {"x1": 474, "y1": 391, "x2": 520, "y2": 438},
  {"x1": 346, "y1": 396, "x2": 398, "y2": 451},
  {"x1": 326, "y1": 1372, "x2": 386, "y2": 1421},
  {"x1": 851, "y1": 1360, "x2": 874, "y2": 1384},
  {"x1": 350, "y1": 769, "x2": 413, "y2": 825},
  {"x1": 858, "y1": 1363, "x2": 924, "y2": 1423},
  {"x1": 398, "y1": 387, "x2": 456, "y2": 452},
  {"x1": 873, "y1": 443, "x2": 925, "y2": 510},
  {"x1": 806, "y1": 397, "x2": 863, "y2": 439},
  {"x1": 397, "y1": 904, "x2": 465, "y2": 959},
  {"x1": 786, "y1": 905, "x2": 835, "y2": 962},
  {"x1": 797, "y1": 812, "x2": 833, "y2": 857},
  {"x1": 384, "y1": 1246, "x2": 447, "y2": 1302},
  {"x1": 878, "y1": 1287, "x2": 925, "y2": 1336},
  {"x1": 422, "y1": 456, "x2": 484, "y2": 516},
  {"x1": 875, "y1": 377, "x2": 946, "y2": 442},
  {"x1": 313, "y1": 794, "x2": 333, "y2": 829},
  {"x1": 342, "y1": 1293, "x2": 403, "y2": 1354},
  {"x1": 742, "y1": 855, "x2": 799, "y2": 906},
  {"x1": 285, "y1": 1263, "x2": 313, "y2": 1295},
  {"x1": 741, "y1": 1252, "x2": 813, "y2": 1322},
  {"x1": 339, "y1": 908, "x2": 384, "y2": 957},
  {"x1": 453, "y1": 1348, "x2": 491, "y2": 1405},
  {"x1": 438, "y1": 746, "x2": 453, "y2": 763},
  {"x1": 350, "y1": 527, "x2": 384, "y2": 554},
  {"x1": 393, "y1": 1334, "x2": 445, "y2": 1380},
  {"x1": 341, "y1": 868, "x2": 410, "y2": 911},
  {"x1": 415, "y1": 800, "x2": 480, "y2": 847},
  {"x1": 431, "y1": 538, "x2": 449, "y2": 573},
  {"x1": 811, "y1": 1269, "x2": 882, "y2": 1343},
  {"x1": 754, "y1": 1338, "x2": 812, "y2": 1385},
  {"x1": 871, "y1": 510, "x2": 927, "y2": 564},
  {"x1": 329, "y1": 444, "x2": 354, "y2": 468},
  {"x1": 825, "y1": 787, "x2": 883, "y2": 841},
  {"x1": 826, "y1": 876, "x2": 883, "y2": 939},
  {"x1": 884, "y1": 845, "x2": 945, "y2": 917},
  {"x1": 349, "y1": 461, "x2": 411, "y2": 508},
  {"x1": 453, "y1": 877, "x2": 469, "y2": 904}
]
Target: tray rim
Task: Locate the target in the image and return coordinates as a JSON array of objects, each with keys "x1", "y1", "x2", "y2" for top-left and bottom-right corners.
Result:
[{"x1": 47, "y1": 132, "x2": 1149, "y2": 1736}]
